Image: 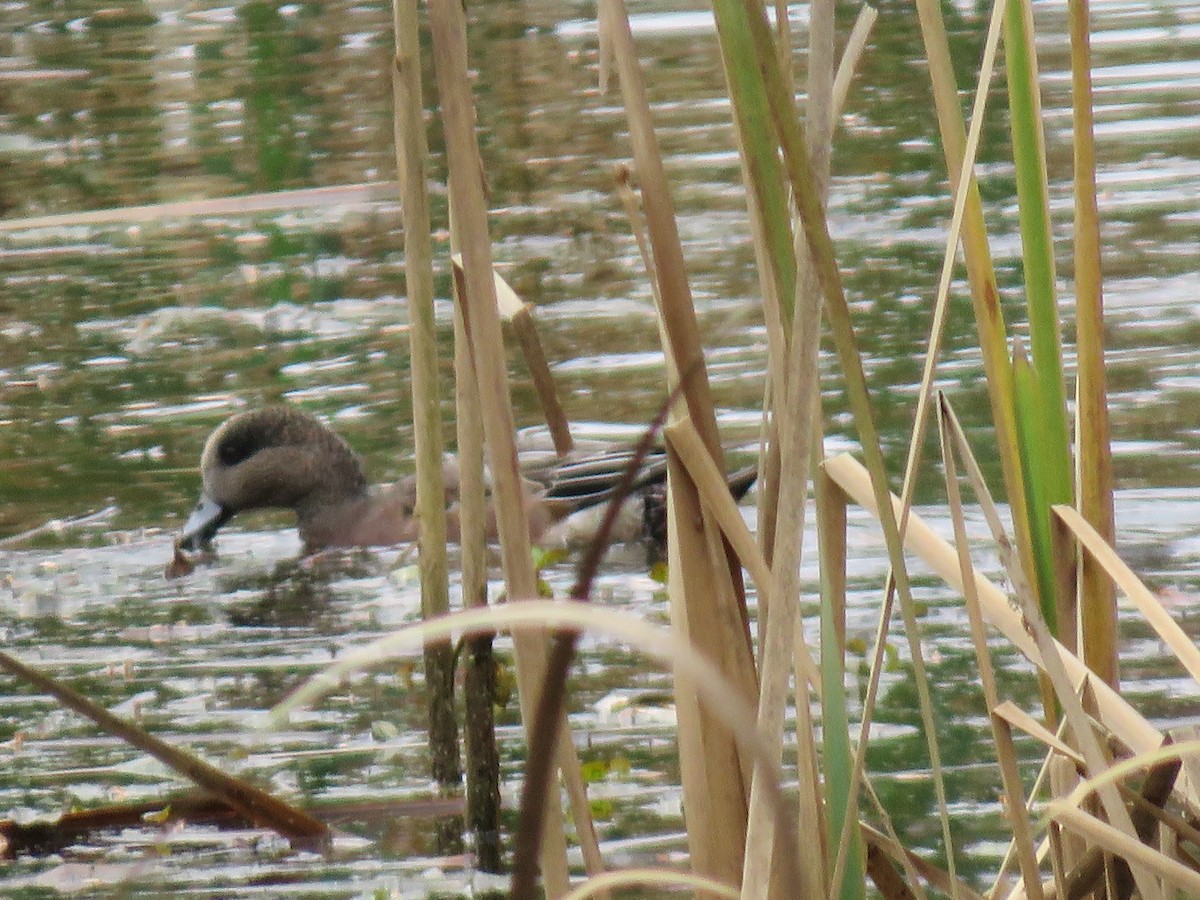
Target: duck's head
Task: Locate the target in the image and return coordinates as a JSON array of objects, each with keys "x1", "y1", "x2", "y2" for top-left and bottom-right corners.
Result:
[{"x1": 177, "y1": 406, "x2": 369, "y2": 551}]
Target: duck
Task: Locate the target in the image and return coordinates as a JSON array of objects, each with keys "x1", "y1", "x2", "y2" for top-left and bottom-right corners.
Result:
[{"x1": 176, "y1": 405, "x2": 757, "y2": 556}]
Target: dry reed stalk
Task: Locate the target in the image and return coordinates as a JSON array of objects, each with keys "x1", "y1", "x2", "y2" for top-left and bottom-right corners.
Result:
[
  {"x1": 938, "y1": 395, "x2": 1044, "y2": 899},
  {"x1": 898, "y1": 0, "x2": 1005, "y2": 519},
  {"x1": 859, "y1": 823, "x2": 987, "y2": 900},
  {"x1": 1053, "y1": 755, "x2": 1182, "y2": 898},
  {"x1": 424, "y1": 1, "x2": 601, "y2": 893},
  {"x1": 937, "y1": 396, "x2": 1065, "y2": 891},
  {"x1": 831, "y1": 8, "x2": 877, "y2": 112},
  {"x1": 837, "y1": 10, "x2": 1008, "y2": 835},
  {"x1": 744, "y1": 2, "x2": 873, "y2": 568},
  {"x1": 1123, "y1": 778, "x2": 1200, "y2": 853},
  {"x1": 1067, "y1": 0, "x2": 1117, "y2": 688},
  {"x1": 665, "y1": 421, "x2": 769, "y2": 593},
  {"x1": 733, "y1": 6, "x2": 957, "y2": 891},
  {"x1": 509, "y1": 305, "x2": 572, "y2": 455},
  {"x1": 1049, "y1": 803, "x2": 1200, "y2": 896},
  {"x1": 665, "y1": 419, "x2": 822, "y2": 698},
  {"x1": 1046, "y1": 750, "x2": 1085, "y2": 882},
  {"x1": 451, "y1": 287, "x2": 502, "y2": 872},
  {"x1": 743, "y1": 0, "x2": 837, "y2": 879},
  {"x1": 391, "y1": 0, "x2": 461, "y2": 856},
  {"x1": 601, "y1": 0, "x2": 758, "y2": 884},
  {"x1": 1050, "y1": 516, "x2": 1080, "y2": 657},
  {"x1": 860, "y1": 776, "x2": 930, "y2": 899},
  {"x1": 0, "y1": 651, "x2": 328, "y2": 847},
  {"x1": 992, "y1": 701, "x2": 1082, "y2": 766},
  {"x1": 1045, "y1": 821, "x2": 1069, "y2": 898}
]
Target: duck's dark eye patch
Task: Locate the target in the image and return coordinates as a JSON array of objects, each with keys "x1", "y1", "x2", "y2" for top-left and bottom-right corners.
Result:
[{"x1": 217, "y1": 431, "x2": 262, "y2": 466}]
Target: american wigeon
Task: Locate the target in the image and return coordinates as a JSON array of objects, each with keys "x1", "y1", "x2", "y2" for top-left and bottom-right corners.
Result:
[{"x1": 176, "y1": 405, "x2": 756, "y2": 555}]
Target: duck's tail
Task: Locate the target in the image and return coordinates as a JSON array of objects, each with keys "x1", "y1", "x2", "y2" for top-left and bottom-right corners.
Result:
[{"x1": 727, "y1": 465, "x2": 758, "y2": 502}]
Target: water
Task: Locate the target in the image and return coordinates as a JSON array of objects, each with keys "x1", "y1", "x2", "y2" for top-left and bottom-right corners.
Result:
[{"x1": 2, "y1": 0, "x2": 1200, "y2": 895}]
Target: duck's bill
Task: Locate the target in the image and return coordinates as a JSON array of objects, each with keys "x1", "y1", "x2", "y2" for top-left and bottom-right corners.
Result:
[{"x1": 178, "y1": 494, "x2": 233, "y2": 551}]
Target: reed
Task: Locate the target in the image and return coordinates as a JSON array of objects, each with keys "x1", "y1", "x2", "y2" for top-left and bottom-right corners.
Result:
[
  {"x1": 0, "y1": 651, "x2": 328, "y2": 848},
  {"x1": 270, "y1": 598, "x2": 806, "y2": 896},
  {"x1": 425, "y1": 0, "x2": 601, "y2": 892},
  {"x1": 601, "y1": 0, "x2": 759, "y2": 886},
  {"x1": 451, "y1": 294, "x2": 503, "y2": 873},
  {"x1": 363, "y1": 0, "x2": 1195, "y2": 895},
  {"x1": 1067, "y1": 0, "x2": 1118, "y2": 687},
  {"x1": 390, "y1": 0, "x2": 461, "y2": 856},
  {"x1": 1004, "y1": 0, "x2": 1075, "y2": 640}
]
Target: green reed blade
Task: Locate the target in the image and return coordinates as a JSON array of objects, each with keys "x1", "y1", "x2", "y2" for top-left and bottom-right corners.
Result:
[
  {"x1": 817, "y1": 472, "x2": 867, "y2": 900},
  {"x1": 1012, "y1": 338, "x2": 1058, "y2": 634},
  {"x1": 1004, "y1": 0, "x2": 1074, "y2": 633},
  {"x1": 711, "y1": 0, "x2": 797, "y2": 328}
]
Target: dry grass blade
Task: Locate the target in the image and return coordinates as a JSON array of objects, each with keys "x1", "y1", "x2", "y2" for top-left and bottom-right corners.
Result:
[
  {"x1": 267, "y1": 601, "x2": 806, "y2": 897},
  {"x1": 860, "y1": 775, "x2": 930, "y2": 899},
  {"x1": 450, "y1": 256, "x2": 574, "y2": 454},
  {"x1": 510, "y1": 304, "x2": 574, "y2": 455},
  {"x1": 859, "y1": 823, "x2": 987, "y2": 900},
  {"x1": 911, "y1": 0, "x2": 1036, "y2": 620},
  {"x1": 601, "y1": 0, "x2": 725, "y2": 456},
  {"x1": 1069, "y1": 0, "x2": 1117, "y2": 688},
  {"x1": 560, "y1": 870, "x2": 738, "y2": 899},
  {"x1": 992, "y1": 701, "x2": 1083, "y2": 767},
  {"x1": 602, "y1": 0, "x2": 757, "y2": 883},
  {"x1": 662, "y1": 419, "x2": 822, "y2": 694},
  {"x1": 1049, "y1": 802, "x2": 1200, "y2": 895},
  {"x1": 938, "y1": 394, "x2": 1043, "y2": 899},
  {"x1": 0, "y1": 651, "x2": 327, "y2": 847},
  {"x1": 664, "y1": 420, "x2": 766, "y2": 593},
  {"x1": 900, "y1": 0, "x2": 1006, "y2": 518},
  {"x1": 1052, "y1": 505, "x2": 1200, "y2": 686},
  {"x1": 831, "y1": 6, "x2": 878, "y2": 114},
  {"x1": 824, "y1": 453, "x2": 1160, "y2": 896},
  {"x1": 1057, "y1": 739, "x2": 1200, "y2": 811},
  {"x1": 821, "y1": 453, "x2": 1162, "y2": 757},
  {"x1": 1052, "y1": 747, "x2": 1182, "y2": 900},
  {"x1": 742, "y1": 0, "x2": 958, "y2": 881},
  {"x1": 938, "y1": 394, "x2": 1035, "y2": 605}
]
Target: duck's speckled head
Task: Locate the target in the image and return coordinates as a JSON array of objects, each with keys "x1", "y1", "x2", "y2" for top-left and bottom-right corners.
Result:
[{"x1": 178, "y1": 406, "x2": 368, "y2": 550}]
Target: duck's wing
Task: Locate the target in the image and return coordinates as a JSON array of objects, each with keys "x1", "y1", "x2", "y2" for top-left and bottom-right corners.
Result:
[{"x1": 535, "y1": 447, "x2": 670, "y2": 513}]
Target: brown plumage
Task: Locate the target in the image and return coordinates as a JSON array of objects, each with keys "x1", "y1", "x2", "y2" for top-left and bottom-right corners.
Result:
[{"x1": 177, "y1": 405, "x2": 755, "y2": 556}]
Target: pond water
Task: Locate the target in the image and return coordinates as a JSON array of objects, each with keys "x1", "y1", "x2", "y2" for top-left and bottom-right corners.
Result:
[{"x1": 2, "y1": 0, "x2": 1200, "y2": 895}]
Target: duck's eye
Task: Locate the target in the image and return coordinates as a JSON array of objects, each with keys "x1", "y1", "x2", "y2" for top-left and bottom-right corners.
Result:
[{"x1": 217, "y1": 432, "x2": 260, "y2": 466}]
